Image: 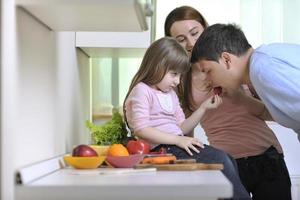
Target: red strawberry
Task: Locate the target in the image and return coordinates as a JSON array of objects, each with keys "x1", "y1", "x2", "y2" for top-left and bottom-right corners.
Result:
[{"x1": 213, "y1": 87, "x2": 222, "y2": 96}]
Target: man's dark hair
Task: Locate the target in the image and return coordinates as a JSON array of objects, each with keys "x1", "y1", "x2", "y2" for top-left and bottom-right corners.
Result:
[{"x1": 191, "y1": 23, "x2": 252, "y2": 63}]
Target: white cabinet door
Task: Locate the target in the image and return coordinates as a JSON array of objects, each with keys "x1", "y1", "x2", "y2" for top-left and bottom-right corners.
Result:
[
  {"x1": 16, "y1": 0, "x2": 152, "y2": 32},
  {"x1": 76, "y1": 29, "x2": 151, "y2": 49}
]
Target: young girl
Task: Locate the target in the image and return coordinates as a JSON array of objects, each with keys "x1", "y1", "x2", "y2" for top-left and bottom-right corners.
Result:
[{"x1": 124, "y1": 37, "x2": 251, "y2": 200}]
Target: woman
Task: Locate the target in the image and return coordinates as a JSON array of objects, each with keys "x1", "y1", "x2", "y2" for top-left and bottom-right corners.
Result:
[{"x1": 164, "y1": 6, "x2": 291, "y2": 200}]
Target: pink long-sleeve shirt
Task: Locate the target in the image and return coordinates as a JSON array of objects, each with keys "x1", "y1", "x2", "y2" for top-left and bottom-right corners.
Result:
[{"x1": 125, "y1": 82, "x2": 185, "y2": 136}]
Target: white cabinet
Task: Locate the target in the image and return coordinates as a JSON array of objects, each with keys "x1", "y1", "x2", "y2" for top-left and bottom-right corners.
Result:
[
  {"x1": 76, "y1": 28, "x2": 151, "y2": 48},
  {"x1": 16, "y1": 0, "x2": 155, "y2": 57},
  {"x1": 75, "y1": 23, "x2": 151, "y2": 57},
  {"x1": 16, "y1": 0, "x2": 152, "y2": 32}
]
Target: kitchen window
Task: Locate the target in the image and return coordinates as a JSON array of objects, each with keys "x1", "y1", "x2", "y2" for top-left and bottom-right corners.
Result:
[{"x1": 91, "y1": 54, "x2": 144, "y2": 122}]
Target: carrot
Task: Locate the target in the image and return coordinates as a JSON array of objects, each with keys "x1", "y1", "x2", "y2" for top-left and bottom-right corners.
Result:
[{"x1": 142, "y1": 156, "x2": 176, "y2": 164}]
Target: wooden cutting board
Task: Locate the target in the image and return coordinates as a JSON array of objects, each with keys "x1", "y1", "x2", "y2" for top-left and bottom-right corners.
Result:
[{"x1": 135, "y1": 163, "x2": 224, "y2": 171}]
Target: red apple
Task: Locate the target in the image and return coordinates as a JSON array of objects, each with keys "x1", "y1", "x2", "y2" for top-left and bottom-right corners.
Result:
[
  {"x1": 213, "y1": 86, "x2": 222, "y2": 96},
  {"x1": 72, "y1": 144, "x2": 98, "y2": 157},
  {"x1": 126, "y1": 140, "x2": 150, "y2": 155}
]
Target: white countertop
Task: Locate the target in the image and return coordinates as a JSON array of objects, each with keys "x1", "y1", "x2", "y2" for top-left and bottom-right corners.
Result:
[{"x1": 16, "y1": 168, "x2": 233, "y2": 200}]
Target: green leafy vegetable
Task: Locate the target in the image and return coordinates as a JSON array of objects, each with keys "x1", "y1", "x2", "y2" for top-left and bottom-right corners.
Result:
[{"x1": 86, "y1": 110, "x2": 128, "y2": 145}]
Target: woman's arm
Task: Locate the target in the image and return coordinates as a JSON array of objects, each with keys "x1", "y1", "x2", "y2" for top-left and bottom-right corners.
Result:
[{"x1": 135, "y1": 127, "x2": 204, "y2": 156}]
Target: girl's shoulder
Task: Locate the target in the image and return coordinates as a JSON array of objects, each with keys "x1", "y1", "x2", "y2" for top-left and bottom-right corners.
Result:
[
  {"x1": 132, "y1": 82, "x2": 152, "y2": 94},
  {"x1": 130, "y1": 82, "x2": 154, "y2": 98},
  {"x1": 134, "y1": 82, "x2": 150, "y2": 90}
]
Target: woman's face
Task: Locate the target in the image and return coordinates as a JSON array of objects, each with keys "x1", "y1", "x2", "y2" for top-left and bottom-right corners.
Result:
[{"x1": 170, "y1": 20, "x2": 204, "y2": 56}]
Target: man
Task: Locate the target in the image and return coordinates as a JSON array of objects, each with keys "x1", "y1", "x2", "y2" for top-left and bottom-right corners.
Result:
[{"x1": 191, "y1": 23, "x2": 300, "y2": 141}]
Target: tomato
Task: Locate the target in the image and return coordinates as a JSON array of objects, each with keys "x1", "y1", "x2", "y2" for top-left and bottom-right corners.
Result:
[{"x1": 126, "y1": 140, "x2": 151, "y2": 155}]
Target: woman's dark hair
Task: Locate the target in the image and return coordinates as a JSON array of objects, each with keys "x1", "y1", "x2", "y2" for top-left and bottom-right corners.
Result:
[{"x1": 164, "y1": 6, "x2": 208, "y2": 37}]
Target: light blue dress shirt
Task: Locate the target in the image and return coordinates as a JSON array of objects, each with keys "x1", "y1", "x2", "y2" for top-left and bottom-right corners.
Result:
[{"x1": 250, "y1": 43, "x2": 300, "y2": 141}]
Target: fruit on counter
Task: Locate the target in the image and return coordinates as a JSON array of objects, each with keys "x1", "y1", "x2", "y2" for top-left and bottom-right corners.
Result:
[
  {"x1": 213, "y1": 86, "x2": 222, "y2": 96},
  {"x1": 126, "y1": 140, "x2": 150, "y2": 155},
  {"x1": 64, "y1": 155, "x2": 106, "y2": 169},
  {"x1": 106, "y1": 154, "x2": 145, "y2": 168},
  {"x1": 150, "y1": 147, "x2": 167, "y2": 155},
  {"x1": 142, "y1": 155, "x2": 177, "y2": 164},
  {"x1": 107, "y1": 144, "x2": 129, "y2": 156},
  {"x1": 89, "y1": 145, "x2": 109, "y2": 156},
  {"x1": 72, "y1": 144, "x2": 98, "y2": 157}
]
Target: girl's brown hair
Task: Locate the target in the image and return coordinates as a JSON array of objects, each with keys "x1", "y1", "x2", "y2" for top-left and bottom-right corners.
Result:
[
  {"x1": 164, "y1": 6, "x2": 209, "y2": 116},
  {"x1": 123, "y1": 37, "x2": 190, "y2": 126}
]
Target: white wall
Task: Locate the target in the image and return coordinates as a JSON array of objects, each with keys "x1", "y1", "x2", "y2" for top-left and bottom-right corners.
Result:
[
  {"x1": 0, "y1": 0, "x2": 2, "y2": 195},
  {"x1": 1, "y1": 1, "x2": 18, "y2": 200},
  {"x1": 56, "y1": 34, "x2": 91, "y2": 152},
  {"x1": 16, "y1": 7, "x2": 62, "y2": 167},
  {"x1": 1, "y1": 5, "x2": 90, "y2": 200},
  {"x1": 282, "y1": 0, "x2": 300, "y2": 44},
  {"x1": 267, "y1": 123, "x2": 300, "y2": 176}
]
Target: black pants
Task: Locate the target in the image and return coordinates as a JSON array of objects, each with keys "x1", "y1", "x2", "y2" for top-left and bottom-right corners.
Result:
[{"x1": 236, "y1": 146, "x2": 291, "y2": 200}]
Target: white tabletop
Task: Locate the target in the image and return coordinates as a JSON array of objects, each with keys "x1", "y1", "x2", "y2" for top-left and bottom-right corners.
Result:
[{"x1": 16, "y1": 168, "x2": 233, "y2": 200}]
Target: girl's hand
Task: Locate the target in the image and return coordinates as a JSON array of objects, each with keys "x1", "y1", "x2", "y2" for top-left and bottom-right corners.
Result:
[
  {"x1": 201, "y1": 95, "x2": 222, "y2": 110},
  {"x1": 175, "y1": 136, "x2": 204, "y2": 156}
]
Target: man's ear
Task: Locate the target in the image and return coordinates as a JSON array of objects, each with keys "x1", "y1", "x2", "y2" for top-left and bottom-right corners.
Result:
[{"x1": 220, "y1": 52, "x2": 232, "y2": 69}]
